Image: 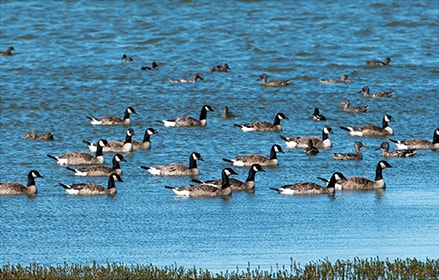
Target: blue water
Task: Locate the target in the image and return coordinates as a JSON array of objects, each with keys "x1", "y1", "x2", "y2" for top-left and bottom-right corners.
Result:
[{"x1": 1, "y1": 0, "x2": 438, "y2": 273}]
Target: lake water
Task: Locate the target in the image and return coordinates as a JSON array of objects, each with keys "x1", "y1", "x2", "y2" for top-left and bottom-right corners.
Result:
[{"x1": 1, "y1": 0, "x2": 438, "y2": 273}]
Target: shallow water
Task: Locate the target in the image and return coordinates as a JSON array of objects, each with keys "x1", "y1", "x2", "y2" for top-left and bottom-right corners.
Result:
[{"x1": 1, "y1": 0, "x2": 438, "y2": 272}]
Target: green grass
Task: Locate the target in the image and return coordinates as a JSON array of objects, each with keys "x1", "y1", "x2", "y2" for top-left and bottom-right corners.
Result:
[{"x1": 1, "y1": 257, "x2": 438, "y2": 279}]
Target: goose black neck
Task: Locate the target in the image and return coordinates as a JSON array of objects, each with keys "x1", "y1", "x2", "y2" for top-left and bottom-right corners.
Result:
[
  {"x1": 199, "y1": 107, "x2": 208, "y2": 121},
  {"x1": 125, "y1": 133, "x2": 133, "y2": 144},
  {"x1": 433, "y1": 130, "x2": 439, "y2": 144},
  {"x1": 221, "y1": 172, "x2": 231, "y2": 189},
  {"x1": 27, "y1": 174, "x2": 36, "y2": 187},
  {"x1": 112, "y1": 158, "x2": 121, "y2": 169},
  {"x1": 142, "y1": 131, "x2": 151, "y2": 142},
  {"x1": 382, "y1": 117, "x2": 389, "y2": 128},
  {"x1": 273, "y1": 115, "x2": 281, "y2": 126},
  {"x1": 188, "y1": 155, "x2": 198, "y2": 169},
  {"x1": 245, "y1": 168, "x2": 257, "y2": 183},
  {"x1": 322, "y1": 130, "x2": 329, "y2": 140},
  {"x1": 375, "y1": 164, "x2": 384, "y2": 181},
  {"x1": 123, "y1": 110, "x2": 130, "y2": 121},
  {"x1": 96, "y1": 142, "x2": 104, "y2": 156},
  {"x1": 270, "y1": 147, "x2": 278, "y2": 160},
  {"x1": 107, "y1": 176, "x2": 116, "y2": 189}
]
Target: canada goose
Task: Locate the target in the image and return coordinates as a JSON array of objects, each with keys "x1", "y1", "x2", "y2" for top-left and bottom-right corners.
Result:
[
  {"x1": 333, "y1": 141, "x2": 368, "y2": 160},
  {"x1": 340, "y1": 114, "x2": 394, "y2": 136},
  {"x1": 24, "y1": 130, "x2": 54, "y2": 141},
  {"x1": 59, "y1": 173, "x2": 123, "y2": 195},
  {"x1": 66, "y1": 153, "x2": 126, "y2": 176},
  {"x1": 367, "y1": 57, "x2": 391, "y2": 66},
  {"x1": 320, "y1": 74, "x2": 351, "y2": 84},
  {"x1": 304, "y1": 139, "x2": 320, "y2": 155},
  {"x1": 83, "y1": 128, "x2": 135, "y2": 153},
  {"x1": 165, "y1": 168, "x2": 238, "y2": 197},
  {"x1": 160, "y1": 105, "x2": 214, "y2": 127},
  {"x1": 131, "y1": 128, "x2": 158, "y2": 150},
  {"x1": 359, "y1": 86, "x2": 395, "y2": 98},
  {"x1": 338, "y1": 99, "x2": 369, "y2": 113},
  {"x1": 170, "y1": 73, "x2": 204, "y2": 83},
  {"x1": 234, "y1": 112, "x2": 288, "y2": 132},
  {"x1": 280, "y1": 126, "x2": 333, "y2": 149},
  {"x1": 375, "y1": 142, "x2": 416, "y2": 158},
  {"x1": 211, "y1": 63, "x2": 231, "y2": 72},
  {"x1": 141, "y1": 61, "x2": 158, "y2": 70},
  {"x1": 222, "y1": 144, "x2": 284, "y2": 167},
  {"x1": 312, "y1": 108, "x2": 326, "y2": 121},
  {"x1": 339, "y1": 160, "x2": 393, "y2": 190},
  {"x1": 390, "y1": 128, "x2": 439, "y2": 150},
  {"x1": 141, "y1": 152, "x2": 204, "y2": 176},
  {"x1": 47, "y1": 139, "x2": 108, "y2": 166},
  {"x1": 258, "y1": 74, "x2": 292, "y2": 87},
  {"x1": 0, "y1": 46, "x2": 14, "y2": 56},
  {"x1": 122, "y1": 54, "x2": 133, "y2": 62},
  {"x1": 270, "y1": 172, "x2": 346, "y2": 196},
  {"x1": 0, "y1": 170, "x2": 43, "y2": 195},
  {"x1": 221, "y1": 106, "x2": 235, "y2": 119},
  {"x1": 87, "y1": 106, "x2": 137, "y2": 126}
]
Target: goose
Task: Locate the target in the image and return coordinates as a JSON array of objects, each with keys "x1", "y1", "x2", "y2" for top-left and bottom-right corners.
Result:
[
  {"x1": 211, "y1": 63, "x2": 231, "y2": 72},
  {"x1": 304, "y1": 139, "x2": 320, "y2": 155},
  {"x1": 122, "y1": 54, "x2": 133, "y2": 62},
  {"x1": 280, "y1": 126, "x2": 333, "y2": 149},
  {"x1": 192, "y1": 164, "x2": 265, "y2": 192},
  {"x1": 141, "y1": 61, "x2": 158, "y2": 70},
  {"x1": 320, "y1": 74, "x2": 351, "y2": 84},
  {"x1": 338, "y1": 160, "x2": 392, "y2": 190},
  {"x1": 165, "y1": 168, "x2": 237, "y2": 197},
  {"x1": 0, "y1": 46, "x2": 14, "y2": 56},
  {"x1": 390, "y1": 128, "x2": 439, "y2": 150},
  {"x1": 340, "y1": 114, "x2": 394, "y2": 136},
  {"x1": 258, "y1": 73, "x2": 292, "y2": 87},
  {"x1": 359, "y1": 86, "x2": 395, "y2": 98},
  {"x1": 24, "y1": 130, "x2": 54, "y2": 141},
  {"x1": 47, "y1": 139, "x2": 108, "y2": 166},
  {"x1": 333, "y1": 141, "x2": 368, "y2": 160},
  {"x1": 160, "y1": 105, "x2": 214, "y2": 127},
  {"x1": 270, "y1": 172, "x2": 346, "y2": 196},
  {"x1": 131, "y1": 128, "x2": 158, "y2": 150},
  {"x1": 221, "y1": 106, "x2": 235, "y2": 119},
  {"x1": 234, "y1": 112, "x2": 288, "y2": 132},
  {"x1": 222, "y1": 144, "x2": 284, "y2": 167},
  {"x1": 66, "y1": 153, "x2": 126, "y2": 176},
  {"x1": 312, "y1": 108, "x2": 326, "y2": 121},
  {"x1": 338, "y1": 99, "x2": 369, "y2": 113},
  {"x1": 0, "y1": 170, "x2": 43, "y2": 195},
  {"x1": 367, "y1": 57, "x2": 391, "y2": 66},
  {"x1": 170, "y1": 73, "x2": 204, "y2": 83},
  {"x1": 376, "y1": 142, "x2": 416, "y2": 158},
  {"x1": 59, "y1": 173, "x2": 123, "y2": 196},
  {"x1": 141, "y1": 152, "x2": 204, "y2": 176},
  {"x1": 87, "y1": 106, "x2": 137, "y2": 126},
  {"x1": 83, "y1": 128, "x2": 135, "y2": 153}
]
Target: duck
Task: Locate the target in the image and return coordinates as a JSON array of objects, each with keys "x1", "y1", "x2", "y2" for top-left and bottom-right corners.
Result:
[
  {"x1": 165, "y1": 168, "x2": 237, "y2": 197},
  {"x1": 304, "y1": 139, "x2": 320, "y2": 155},
  {"x1": 160, "y1": 105, "x2": 214, "y2": 127},
  {"x1": 211, "y1": 63, "x2": 231, "y2": 72},
  {"x1": 87, "y1": 106, "x2": 137, "y2": 126},
  {"x1": 367, "y1": 57, "x2": 391, "y2": 66},
  {"x1": 338, "y1": 160, "x2": 392, "y2": 190},
  {"x1": 83, "y1": 128, "x2": 135, "y2": 153},
  {"x1": 222, "y1": 144, "x2": 284, "y2": 167},
  {"x1": 376, "y1": 142, "x2": 416, "y2": 158},
  {"x1": 47, "y1": 139, "x2": 108, "y2": 166},
  {"x1": 312, "y1": 108, "x2": 326, "y2": 121},
  {"x1": 0, "y1": 170, "x2": 43, "y2": 195},
  {"x1": 258, "y1": 74, "x2": 292, "y2": 87},
  {"x1": 140, "y1": 152, "x2": 204, "y2": 176},
  {"x1": 66, "y1": 153, "x2": 126, "y2": 176},
  {"x1": 234, "y1": 112, "x2": 288, "y2": 132},
  {"x1": 319, "y1": 74, "x2": 351, "y2": 84},
  {"x1": 122, "y1": 54, "x2": 133, "y2": 62},
  {"x1": 131, "y1": 128, "x2": 158, "y2": 150},
  {"x1": 338, "y1": 99, "x2": 369, "y2": 113},
  {"x1": 340, "y1": 114, "x2": 394, "y2": 136},
  {"x1": 59, "y1": 173, "x2": 123, "y2": 196},
  {"x1": 141, "y1": 61, "x2": 158, "y2": 70},
  {"x1": 0, "y1": 46, "x2": 14, "y2": 56},
  {"x1": 280, "y1": 126, "x2": 333, "y2": 149},
  {"x1": 333, "y1": 141, "x2": 368, "y2": 160},
  {"x1": 390, "y1": 128, "x2": 439, "y2": 150},
  {"x1": 24, "y1": 130, "x2": 54, "y2": 141},
  {"x1": 170, "y1": 73, "x2": 204, "y2": 83},
  {"x1": 270, "y1": 172, "x2": 346, "y2": 196},
  {"x1": 359, "y1": 86, "x2": 395, "y2": 98},
  {"x1": 220, "y1": 106, "x2": 235, "y2": 119}
]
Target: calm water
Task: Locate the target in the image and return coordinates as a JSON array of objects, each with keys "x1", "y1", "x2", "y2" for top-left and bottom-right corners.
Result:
[{"x1": 1, "y1": 0, "x2": 439, "y2": 273}]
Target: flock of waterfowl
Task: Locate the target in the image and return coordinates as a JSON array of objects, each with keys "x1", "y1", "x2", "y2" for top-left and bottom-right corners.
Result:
[{"x1": 1, "y1": 48, "x2": 438, "y2": 198}]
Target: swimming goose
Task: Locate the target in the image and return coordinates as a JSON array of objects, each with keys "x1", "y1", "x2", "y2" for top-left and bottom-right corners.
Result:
[
  {"x1": 211, "y1": 63, "x2": 231, "y2": 72},
  {"x1": 280, "y1": 126, "x2": 333, "y2": 149},
  {"x1": 83, "y1": 128, "x2": 135, "y2": 153},
  {"x1": 0, "y1": 46, "x2": 14, "y2": 56},
  {"x1": 332, "y1": 141, "x2": 368, "y2": 160},
  {"x1": 66, "y1": 153, "x2": 126, "y2": 176},
  {"x1": 258, "y1": 74, "x2": 292, "y2": 87},
  {"x1": 312, "y1": 108, "x2": 326, "y2": 121},
  {"x1": 376, "y1": 142, "x2": 416, "y2": 158},
  {"x1": 367, "y1": 57, "x2": 391, "y2": 66},
  {"x1": 304, "y1": 139, "x2": 320, "y2": 155},
  {"x1": 234, "y1": 112, "x2": 288, "y2": 132},
  {"x1": 222, "y1": 144, "x2": 284, "y2": 167},
  {"x1": 131, "y1": 128, "x2": 158, "y2": 150},
  {"x1": 390, "y1": 128, "x2": 439, "y2": 150},
  {"x1": 339, "y1": 160, "x2": 392, "y2": 190},
  {"x1": 0, "y1": 170, "x2": 43, "y2": 195},
  {"x1": 320, "y1": 74, "x2": 351, "y2": 84},
  {"x1": 24, "y1": 130, "x2": 54, "y2": 141},
  {"x1": 141, "y1": 61, "x2": 158, "y2": 70},
  {"x1": 59, "y1": 173, "x2": 123, "y2": 196},
  {"x1": 359, "y1": 86, "x2": 395, "y2": 98},
  {"x1": 221, "y1": 106, "x2": 235, "y2": 119},
  {"x1": 140, "y1": 152, "x2": 204, "y2": 176},
  {"x1": 87, "y1": 106, "x2": 137, "y2": 126},
  {"x1": 338, "y1": 99, "x2": 369, "y2": 113},
  {"x1": 122, "y1": 54, "x2": 133, "y2": 62},
  {"x1": 160, "y1": 105, "x2": 214, "y2": 127},
  {"x1": 47, "y1": 139, "x2": 108, "y2": 166},
  {"x1": 165, "y1": 168, "x2": 238, "y2": 197},
  {"x1": 170, "y1": 73, "x2": 204, "y2": 83},
  {"x1": 340, "y1": 114, "x2": 394, "y2": 136},
  {"x1": 270, "y1": 172, "x2": 346, "y2": 196}
]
